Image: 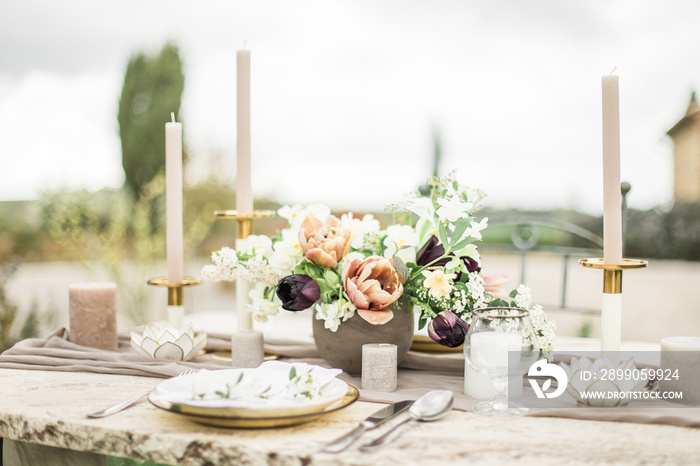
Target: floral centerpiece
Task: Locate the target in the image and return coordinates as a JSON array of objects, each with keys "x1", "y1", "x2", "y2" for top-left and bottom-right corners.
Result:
[{"x1": 203, "y1": 173, "x2": 555, "y2": 355}]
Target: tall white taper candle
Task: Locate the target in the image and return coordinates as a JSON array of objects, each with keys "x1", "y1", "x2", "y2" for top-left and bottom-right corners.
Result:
[
  {"x1": 601, "y1": 73, "x2": 623, "y2": 354},
  {"x1": 165, "y1": 113, "x2": 184, "y2": 327}
]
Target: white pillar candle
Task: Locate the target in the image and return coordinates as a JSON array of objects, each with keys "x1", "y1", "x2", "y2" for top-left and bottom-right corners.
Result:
[
  {"x1": 362, "y1": 343, "x2": 398, "y2": 392},
  {"x1": 601, "y1": 74, "x2": 623, "y2": 265},
  {"x1": 236, "y1": 49, "x2": 253, "y2": 215},
  {"x1": 231, "y1": 330, "x2": 264, "y2": 368},
  {"x1": 660, "y1": 337, "x2": 700, "y2": 404},
  {"x1": 69, "y1": 282, "x2": 118, "y2": 350},
  {"x1": 165, "y1": 114, "x2": 184, "y2": 284}
]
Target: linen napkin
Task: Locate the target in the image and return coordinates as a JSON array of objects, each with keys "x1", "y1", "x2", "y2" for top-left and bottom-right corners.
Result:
[{"x1": 2, "y1": 328, "x2": 699, "y2": 427}]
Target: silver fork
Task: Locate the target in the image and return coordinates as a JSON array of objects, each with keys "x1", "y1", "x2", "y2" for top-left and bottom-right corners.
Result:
[{"x1": 86, "y1": 369, "x2": 196, "y2": 418}]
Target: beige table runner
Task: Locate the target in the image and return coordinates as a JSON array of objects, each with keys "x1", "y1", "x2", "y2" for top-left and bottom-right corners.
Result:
[{"x1": 1, "y1": 328, "x2": 699, "y2": 427}]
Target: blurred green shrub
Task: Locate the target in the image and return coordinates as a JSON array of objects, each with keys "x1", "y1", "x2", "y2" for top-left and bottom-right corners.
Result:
[{"x1": 40, "y1": 173, "x2": 216, "y2": 325}]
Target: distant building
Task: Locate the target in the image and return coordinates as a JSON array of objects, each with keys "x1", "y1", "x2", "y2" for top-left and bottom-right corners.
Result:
[{"x1": 667, "y1": 92, "x2": 700, "y2": 203}]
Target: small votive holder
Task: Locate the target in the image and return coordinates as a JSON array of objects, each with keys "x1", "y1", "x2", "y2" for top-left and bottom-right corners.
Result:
[
  {"x1": 69, "y1": 282, "x2": 118, "y2": 351},
  {"x1": 130, "y1": 321, "x2": 207, "y2": 361},
  {"x1": 231, "y1": 330, "x2": 264, "y2": 368},
  {"x1": 362, "y1": 343, "x2": 398, "y2": 392},
  {"x1": 660, "y1": 337, "x2": 700, "y2": 405}
]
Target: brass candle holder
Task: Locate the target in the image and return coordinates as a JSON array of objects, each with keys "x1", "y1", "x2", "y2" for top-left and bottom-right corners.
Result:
[
  {"x1": 147, "y1": 276, "x2": 203, "y2": 306},
  {"x1": 213, "y1": 210, "x2": 276, "y2": 240},
  {"x1": 578, "y1": 258, "x2": 648, "y2": 294},
  {"x1": 214, "y1": 209, "x2": 275, "y2": 331},
  {"x1": 579, "y1": 258, "x2": 647, "y2": 354}
]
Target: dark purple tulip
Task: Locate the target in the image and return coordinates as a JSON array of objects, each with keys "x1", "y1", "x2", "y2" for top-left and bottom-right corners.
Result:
[
  {"x1": 428, "y1": 310, "x2": 469, "y2": 348},
  {"x1": 417, "y1": 236, "x2": 481, "y2": 279},
  {"x1": 276, "y1": 275, "x2": 321, "y2": 311},
  {"x1": 416, "y1": 236, "x2": 449, "y2": 267}
]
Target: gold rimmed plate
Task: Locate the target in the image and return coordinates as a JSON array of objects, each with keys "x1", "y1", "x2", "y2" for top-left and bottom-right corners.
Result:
[
  {"x1": 411, "y1": 334, "x2": 462, "y2": 354},
  {"x1": 149, "y1": 385, "x2": 359, "y2": 428}
]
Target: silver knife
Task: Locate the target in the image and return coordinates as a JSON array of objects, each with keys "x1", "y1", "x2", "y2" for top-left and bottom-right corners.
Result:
[{"x1": 322, "y1": 400, "x2": 413, "y2": 453}]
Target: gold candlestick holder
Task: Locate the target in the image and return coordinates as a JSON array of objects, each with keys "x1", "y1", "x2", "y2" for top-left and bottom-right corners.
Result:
[
  {"x1": 579, "y1": 257, "x2": 647, "y2": 355},
  {"x1": 578, "y1": 258, "x2": 647, "y2": 294},
  {"x1": 147, "y1": 276, "x2": 203, "y2": 306},
  {"x1": 213, "y1": 210, "x2": 276, "y2": 239}
]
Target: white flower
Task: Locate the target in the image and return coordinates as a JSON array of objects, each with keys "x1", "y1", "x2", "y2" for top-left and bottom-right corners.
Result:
[
  {"x1": 269, "y1": 241, "x2": 304, "y2": 277},
  {"x1": 514, "y1": 284, "x2": 532, "y2": 309},
  {"x1": 315, "y1": 300, "x2": 356, "y2": 332},
  {"x1": 465, "y1": 217, "x2": 489, "y2": 241},
  {"x1": 278, "y1": 204, "x2": 332, "y2": 231},
  {"x1": 237, "y1": 235, "x2": 273, "y2": 258},
  {"x1": 436, "y1": 196, "x2": 473, "y2": 223},
  {"x1": 248, "y1": 283, "x2": 281, "y2": 322},
  {"x1": 341, "y1": 213, "x2": 381, "y2": 249},
  {"x1": 383, "y1": 224, "x2": 419, "y2": 258}
]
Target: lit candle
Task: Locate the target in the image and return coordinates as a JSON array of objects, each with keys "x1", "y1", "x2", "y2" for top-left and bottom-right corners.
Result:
[
  {"x1": 165, "y1": 113, "x2": 184, "y2": 327},
  {"x1": 362, "y1": 343, "x2": 398, "y2": 392},
  {"x1": 601, "y1": 74, "x2": 623, "y2": 265},
  {"x1": 236, "y1": 49, "x2": 253, "y2": 215},
  {"x1": 69, "y1": 282, "x2": 118, "y2": 350}
]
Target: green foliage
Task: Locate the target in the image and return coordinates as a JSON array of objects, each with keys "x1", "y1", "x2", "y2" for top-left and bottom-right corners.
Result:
[
  {"x1": 40, "y1": 175, "x2": 215, "y2": 325},
  {"x1": 118, "y1": 43, "x2": 185, "y2": 199}
]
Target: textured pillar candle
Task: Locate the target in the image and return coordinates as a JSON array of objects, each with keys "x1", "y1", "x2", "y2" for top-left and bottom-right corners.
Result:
[
  {"x1": 362, "y1": 343, "x2": 397, "y2": 392},
  {"x1": 69, "y1": 282, "x2": 118, "y2": 350},
  {"x1": 231, "y1": 330, "x2": 264, "y2": 368},
  {"x1": 660, "y1": 337, "x2": 700, "y2": 404}
]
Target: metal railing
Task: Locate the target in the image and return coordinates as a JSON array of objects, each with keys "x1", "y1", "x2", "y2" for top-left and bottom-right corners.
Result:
[{"x1": 481, "y1": 216, "x2": 604, "y2": 315}]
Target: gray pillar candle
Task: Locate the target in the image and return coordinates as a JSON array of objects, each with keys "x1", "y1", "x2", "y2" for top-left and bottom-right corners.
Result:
[
  {"x1": 68, "y1": 282, "x2": 118, "y2": 351},
  {"x1": 362, "y1": 343, "x2": 398, "y2": 392},
  {"x1": 660, "y1": 336, "x2": 700, "y2": 405},
  {"x1": 231, "y1": 330, "x2": 264, "y2": 368}
]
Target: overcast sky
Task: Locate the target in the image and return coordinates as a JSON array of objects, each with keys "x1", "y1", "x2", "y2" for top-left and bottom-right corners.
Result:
[{"x1": 1, "y1": 0, "x2": 698, "y2": 214}]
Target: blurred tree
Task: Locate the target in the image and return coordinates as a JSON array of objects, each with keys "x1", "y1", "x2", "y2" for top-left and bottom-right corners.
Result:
[{"x1": 118, "y1": 43, "x2": 185, "y2": 199}]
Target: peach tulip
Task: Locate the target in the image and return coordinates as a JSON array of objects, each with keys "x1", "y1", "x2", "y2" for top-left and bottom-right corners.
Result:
[
  {"x1": 342, "y1": 256, "x2": 404, "y2": 325},
  {"x1": 298, "y1": 215, "x2": 352, "y2": 268}
]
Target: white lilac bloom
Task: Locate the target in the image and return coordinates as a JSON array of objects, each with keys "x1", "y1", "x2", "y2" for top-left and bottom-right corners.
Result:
[
  {"x1": 340, "y1": 213, "x2": 381, "y2": 249},
  {"x1": 436, "y1": 196, "x2": 473, "y2": 223},
  {"x1": 242, "y1": 255, "x2": 279, "y2": 286},
  {"x1": 248, "y1": 283, "x2": 281, "y2": 322},
  {"x1": 383, "y1": 224, "x2": 419, "y2": 258},
  {"x1": 465, "y1": 217, "x2": 489, "y2": 241},
  {"x1": 514, "y1": 284, "x2": 532, "y2": 309},
  {"x1": 529, "y1": 304, "x2": 557, "y2": 352},
  {"x1": 237, "y1": 235, "x2": 273, "y2": 258}
]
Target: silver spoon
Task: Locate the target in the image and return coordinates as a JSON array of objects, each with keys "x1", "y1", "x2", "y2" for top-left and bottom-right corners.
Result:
[{"x1": 359, "y1": 390, "x2": 454, "y2": 451}]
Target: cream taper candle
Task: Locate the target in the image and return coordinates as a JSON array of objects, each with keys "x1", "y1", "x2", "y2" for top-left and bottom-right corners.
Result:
[
  {"x1": 236, "y1": 49, "x2": 253, "y2": 215},
  {"x1": 601, "y1": 74, "x2": 623, "y2": 265},
  {"x1": 165, "y1": 114, "x2": 184, "y2": 284}
]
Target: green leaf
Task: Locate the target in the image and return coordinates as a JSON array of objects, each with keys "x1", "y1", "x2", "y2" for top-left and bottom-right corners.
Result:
[
  {"x1": 393, "y1": 256, "x2": 411, "y2": 282},
  {"x1": 289, "y1": 367, "x2": 297, "y2": 380},
  {"x1": 449, "y1": 218, "x2": 470, "y2": 247},
  {"x1": 488, "y1": 298, "x2": 510, "y2": 308},
  {"x1": 437, "y1": 221, "x2": 449, "y2": 251},
  {"x1": 509, "y1": 289, "x2": 518, "y2": 298},
  {"x1": 451, "y1": 237, "x2": 474, "y2": 252}
]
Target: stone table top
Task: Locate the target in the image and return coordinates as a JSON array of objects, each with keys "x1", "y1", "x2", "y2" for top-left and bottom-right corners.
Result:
[{"x1": 1, "y1": 368, "x2": 700, "y2": 465}]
